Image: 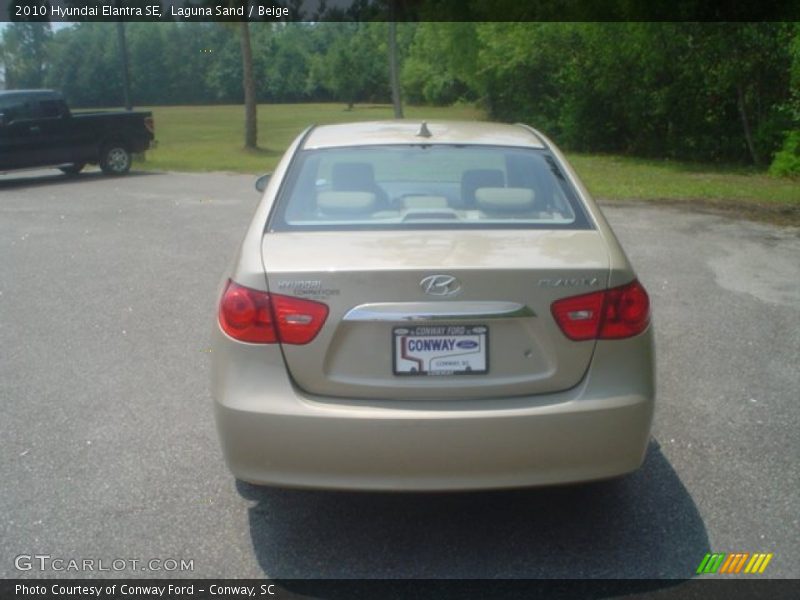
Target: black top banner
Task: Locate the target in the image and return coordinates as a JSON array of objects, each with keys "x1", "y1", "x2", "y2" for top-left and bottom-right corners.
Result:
[{"x1": 2, "y1": 0, "x2": 799, "y2": 22}]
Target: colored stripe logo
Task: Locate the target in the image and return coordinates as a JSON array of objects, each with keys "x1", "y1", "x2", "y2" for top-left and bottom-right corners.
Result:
[{"x1": 696, "y1": 553, "x2": 773, "y2": 574}]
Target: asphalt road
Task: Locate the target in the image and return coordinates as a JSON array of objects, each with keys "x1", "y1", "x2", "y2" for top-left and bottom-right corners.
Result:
[{"x1": 1, "y1": 169, "x2": 798, "y2": 584}]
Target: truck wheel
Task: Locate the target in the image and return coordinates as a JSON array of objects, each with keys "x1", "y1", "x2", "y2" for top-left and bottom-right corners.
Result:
[
  {"x1": 100, "y1": 143, "x2": 131, "y2": 175},
  {"x1": 59, "y1": 163, "x2": 85, "y2": 176}
]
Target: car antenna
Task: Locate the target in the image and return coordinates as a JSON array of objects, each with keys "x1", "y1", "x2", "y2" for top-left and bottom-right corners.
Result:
[{"x1": 416, "y1": 121, "x2": 432, "y2": 138}]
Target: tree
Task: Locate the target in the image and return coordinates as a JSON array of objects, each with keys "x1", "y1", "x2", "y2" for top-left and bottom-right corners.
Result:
[
  {"x1": 389, "y1": 20, "x2": 403, "y2": 118},
  {"x1": 189, "y1": 0, "x2": 259, "y2": 148},
  {"x1": 402, "y1": 22, "x2": 478, "y2": 106},
  {"x1": 681, "y1": 23, "x2": 794, "y2": 165},
  {"x1": 385, "y1": 0, "x2": 404, "y2": 118},
  {"x1": 0, "y1": 21, "x2": 52, "y2": 89},
  {"x1": 240, "y1": 18, "x2": 257, "y2": 149},
  {"x1": 769, "y1": 23, "x2": 800, "y2": 176},
  {"x1": 310, "y1": 23, "x2": 389, "y2": 110},
  {"x1": 474, "y1": 22, "x2": 794, "y2": 164},
  {"x1": 45, "y1": 24, "x2": 121, "y2": 107},
  {"x1": 12, "y1": 18, "x2": 797, "y2": 169}
]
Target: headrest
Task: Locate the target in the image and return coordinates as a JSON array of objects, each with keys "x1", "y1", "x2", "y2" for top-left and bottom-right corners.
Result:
[
  {"x1": 316, "y1": 191, "x2": 377, "y2": 215},
  {"x1": 460, "y1": 169, "x2": 506, "y2": 207}
]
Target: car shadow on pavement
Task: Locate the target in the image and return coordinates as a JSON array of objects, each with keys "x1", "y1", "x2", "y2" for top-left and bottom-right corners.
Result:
[
  {"x1": 0, "y1": 169, "x2": 162, "y2": 191},
  {"x1": 240, "y1": 439, "x2": 708, "y2": 587}
]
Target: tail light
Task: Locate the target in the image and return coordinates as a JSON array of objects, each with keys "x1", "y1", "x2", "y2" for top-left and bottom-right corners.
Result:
[
  {"x1": 144, "y1": 116, "x2": 154, "y2": 134},
  {"x1": 218, "y1": 280, "x2": 328, "y2": 344},
  {"x1": 270, "y1": 293, "x2": 330, "y2": 345},
  {"x1": 551, "y1": 280, "x2": 650, "y2": 341},
  {"x1": 550, "y1": 289, "x2": 605, "y2": 341}
]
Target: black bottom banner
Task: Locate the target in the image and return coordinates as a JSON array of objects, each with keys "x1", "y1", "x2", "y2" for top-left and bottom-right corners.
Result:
[{"x1": 2, "y1": 579, "x2": 799, "y2": 600}]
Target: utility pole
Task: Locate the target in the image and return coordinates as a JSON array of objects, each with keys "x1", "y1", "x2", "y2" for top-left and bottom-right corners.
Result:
[
  {"x1": 389, "y1": 0, "x2": 403, "y2": 119},
  {"x1": 116, "y1": 16, "x2": 132, "y2": 111}
]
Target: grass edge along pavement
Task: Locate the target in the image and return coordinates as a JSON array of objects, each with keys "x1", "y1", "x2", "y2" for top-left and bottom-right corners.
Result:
[{"x1": 129, "y1": 103, "x2": 799, "y2": 226}]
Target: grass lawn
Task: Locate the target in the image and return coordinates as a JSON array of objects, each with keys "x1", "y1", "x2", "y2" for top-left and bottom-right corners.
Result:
[
  {"x1": 138, "y1": 103, "x2": 483, "y2": 174},
  {"x1": 136, "y1": 103, "x2": 799, "y2": 223},
  {"x1": 569, "y1": 154, "x2": 799, "y2": 221}
]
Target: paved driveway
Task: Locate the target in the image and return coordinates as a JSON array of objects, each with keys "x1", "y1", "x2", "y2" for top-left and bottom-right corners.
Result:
[{"x1": 1, "y1": 170, "x2": 798, "y2": 580}]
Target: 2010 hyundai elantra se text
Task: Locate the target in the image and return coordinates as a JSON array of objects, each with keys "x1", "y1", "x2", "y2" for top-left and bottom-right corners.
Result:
[{"x1": 211, "y1": 120, "x2": 654, "y2": 491}]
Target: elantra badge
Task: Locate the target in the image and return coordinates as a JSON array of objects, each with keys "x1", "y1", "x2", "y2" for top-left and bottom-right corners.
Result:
[{"x1": 538, "y1": 277, "x2": 600, "y2": 288}]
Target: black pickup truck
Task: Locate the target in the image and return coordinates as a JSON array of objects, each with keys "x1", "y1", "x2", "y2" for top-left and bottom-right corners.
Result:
[{"x1": 0, "y1": 90, "x2": 154, "y2": 176}]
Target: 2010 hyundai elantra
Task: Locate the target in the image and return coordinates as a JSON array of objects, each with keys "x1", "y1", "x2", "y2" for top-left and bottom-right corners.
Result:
[{"x1": 211, "y1": 120, "x2": 654, "y2": 491}]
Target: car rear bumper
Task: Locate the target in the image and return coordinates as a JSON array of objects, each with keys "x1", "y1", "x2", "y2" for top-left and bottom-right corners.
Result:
[
  {"x1": 211, "y1": 328, "x2": 655, "y2": 491},
  {"x1": 130, "y1": 134, "x2": 154, "y2": 154}
]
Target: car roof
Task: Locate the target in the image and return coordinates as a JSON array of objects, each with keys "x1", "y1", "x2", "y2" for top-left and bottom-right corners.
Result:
[
  {"x1": 302, "y1": 120, "x2": 546, "y2": 150},
  {"x1": 0, "y1": 89, "x2": 61, "y2": 100}
]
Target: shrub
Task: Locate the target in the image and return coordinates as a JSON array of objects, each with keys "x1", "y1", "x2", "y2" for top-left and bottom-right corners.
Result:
[{"x1": 769, "y1": 130, "x2": 800, "y2": 177}]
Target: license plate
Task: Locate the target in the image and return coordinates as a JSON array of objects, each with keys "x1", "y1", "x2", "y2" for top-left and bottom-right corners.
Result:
[{"x1": 393, "y1": 325, "x2": 488, "y2": 376}]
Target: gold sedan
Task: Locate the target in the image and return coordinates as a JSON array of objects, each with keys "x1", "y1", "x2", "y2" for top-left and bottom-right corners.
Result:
[{"x1": 212, "y1": 120, "x2": 654, "y2": 491}]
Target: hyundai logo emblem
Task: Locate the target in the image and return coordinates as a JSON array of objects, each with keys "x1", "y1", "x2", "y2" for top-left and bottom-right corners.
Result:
[{"x1": 420, "y1": 275, "x2": 462, "y2": 296}]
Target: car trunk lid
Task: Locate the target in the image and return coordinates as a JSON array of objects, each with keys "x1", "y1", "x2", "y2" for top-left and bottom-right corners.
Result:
[{"x1": 262, "y1": 229, "x2": 609, "y2": 400}]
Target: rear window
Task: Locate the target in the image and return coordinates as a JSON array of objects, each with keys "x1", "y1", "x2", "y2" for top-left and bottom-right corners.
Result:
[
  {"x1": 0, "y1": 95, "x2": 64, "y2": 121},
  {"x1": 268, "y1": 145, "x2": 592, "y2": 231},
  {"x1": 35, "y1": 99, "x2": 66, "y2": 118},
  {"x1": 0, "y1": 96, "x2": 28, "y2": 121}
]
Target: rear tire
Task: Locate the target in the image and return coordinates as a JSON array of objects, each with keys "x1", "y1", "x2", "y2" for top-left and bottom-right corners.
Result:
[
  {"x1": 99, "y1": 143, "x2": 131, "y2": 175},
  {"x1": 59, "y1": 163, "x2": 85, "y2": 176}
]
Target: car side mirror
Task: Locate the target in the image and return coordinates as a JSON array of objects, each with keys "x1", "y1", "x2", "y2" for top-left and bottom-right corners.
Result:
[{"x1": 255, "y1": 173, "x2": 272, "y2": 193}]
